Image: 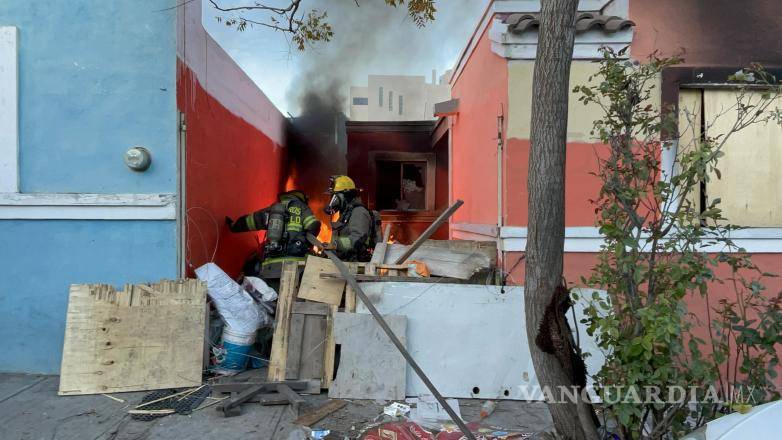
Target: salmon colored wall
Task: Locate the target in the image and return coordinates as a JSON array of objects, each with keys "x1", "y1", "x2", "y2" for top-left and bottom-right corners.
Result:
[
  {"x1": 506, "y1": 251, "x2": 782, "y2": 311},
  {"x1": 505, "y1": 139, "x2": 605, "y2": 226},
  {"x1": 630, "y1": 0, "x2": 782, "y2": 67},
  {"x1": 178, "y1": 61, "x2": 285, "y2": 277},
  {"x1": 450, "y1": 26, "x2": 508, "y2": 226}
]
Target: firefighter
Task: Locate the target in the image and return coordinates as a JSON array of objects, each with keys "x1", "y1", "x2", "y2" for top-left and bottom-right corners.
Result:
[
  {"x1": 225, "y1": 189, "x2": 321, "y2": 277},
  {"x1": 323, "y1": 175, "x2": 380, "y2": 262}
]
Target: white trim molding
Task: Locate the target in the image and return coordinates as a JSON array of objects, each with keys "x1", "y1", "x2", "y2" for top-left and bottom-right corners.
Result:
[
  {"x1": 501, "y1": 226, "x2": 782, "y2": 253},
  {"x1": 0, "y1": 193, "x2": 176, "y2": 220},
  {"x1": 502, "y1": 226, "x2": 604, "y2": 252},
  {"x1": 489, "y1": 18, "x2": 633, "y2": 60},
  {"x1": 450, "y1": 0, "x2": 624, "y2": 85},
  {"x1": 0, "y1": 26, "x2": 19, "y2": 193}
]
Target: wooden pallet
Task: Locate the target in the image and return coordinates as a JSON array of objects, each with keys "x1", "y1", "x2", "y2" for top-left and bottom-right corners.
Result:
[{"x1": 267, "y1": 259, "x2": 369, "y2": 389}]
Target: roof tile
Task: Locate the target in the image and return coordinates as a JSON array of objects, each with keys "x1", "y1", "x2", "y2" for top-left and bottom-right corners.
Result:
[{"x1": 503, "y1": 11, "x2": 634, "y2": 35}]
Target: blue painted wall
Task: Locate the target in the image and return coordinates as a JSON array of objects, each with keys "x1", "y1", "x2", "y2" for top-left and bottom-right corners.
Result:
[
  {"x1": 0, "y1": 1, "x2": 177, "y2": 193},
  {"x1": 0, "y1": 1, "x2": 179, "y2": 373},
  {"x1": 0, "y1": 221, "x2": 177, "y2": 373}
]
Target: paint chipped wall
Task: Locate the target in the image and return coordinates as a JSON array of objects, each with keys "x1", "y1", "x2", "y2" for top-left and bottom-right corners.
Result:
[
  {"x1": 178, "y1": 0, "x2": 287, "y2": 277},
  {"x1": 503, "y1": 60, "x2": 612, "y2": 226}
]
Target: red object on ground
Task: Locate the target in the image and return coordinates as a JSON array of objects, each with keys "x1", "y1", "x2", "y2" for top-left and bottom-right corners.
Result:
[{"x1": 359, "y1": 421, "x2": 533, "y2": 440}]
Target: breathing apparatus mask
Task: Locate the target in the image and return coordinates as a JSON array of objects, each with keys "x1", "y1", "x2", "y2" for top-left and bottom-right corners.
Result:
[{"x1": 325, "y1": 192, "x2": 346, "y2": 215}]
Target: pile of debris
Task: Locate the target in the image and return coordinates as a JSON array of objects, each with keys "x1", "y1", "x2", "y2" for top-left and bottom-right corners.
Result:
[{"x1": 57, "y1": 201, "x2": 584, "y2": 439}]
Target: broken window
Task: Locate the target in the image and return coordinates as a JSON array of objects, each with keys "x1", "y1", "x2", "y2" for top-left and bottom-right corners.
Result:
[{"x1": 375, "y1": 160, "x2": 427, "y2": 211}]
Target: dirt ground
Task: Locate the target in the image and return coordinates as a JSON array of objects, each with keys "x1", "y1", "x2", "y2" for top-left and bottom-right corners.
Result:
[{"x1": 0, "y1": 373, "x2": 552, "y2": 439}]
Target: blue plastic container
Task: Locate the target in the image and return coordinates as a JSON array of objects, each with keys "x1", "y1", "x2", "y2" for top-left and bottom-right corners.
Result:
[{"x1": 213, "y1": 325, "x2": 256, "y2": 375}]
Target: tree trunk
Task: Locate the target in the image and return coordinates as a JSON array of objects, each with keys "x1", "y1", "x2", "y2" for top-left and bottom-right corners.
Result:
[{"x1": 525, "y1": 1, "x2": 598, "y2": 439}]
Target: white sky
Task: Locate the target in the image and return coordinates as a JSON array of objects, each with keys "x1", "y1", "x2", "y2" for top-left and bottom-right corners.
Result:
[{"x1": 202, "y1": 0, "x2": 489, "y2": 115}]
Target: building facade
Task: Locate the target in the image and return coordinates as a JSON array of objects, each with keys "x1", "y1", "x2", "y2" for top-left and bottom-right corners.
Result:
[
  {"x1": 346, "y1": 121, "x2": 450, "y2": 244},
  {"x1": 350, "y1": 73, "x2": 451, "y2": 121},
  {"x1": 443, "y1": 0, "x2": 782, "y2": 298},
  {"x1": 0, "y1": 0, "x2": 287, "y2": 373}
]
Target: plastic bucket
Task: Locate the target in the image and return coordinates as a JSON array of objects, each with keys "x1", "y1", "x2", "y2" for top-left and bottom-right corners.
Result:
[{"x1": 213, "y1": 325, "x2": 256, "y2": 375}]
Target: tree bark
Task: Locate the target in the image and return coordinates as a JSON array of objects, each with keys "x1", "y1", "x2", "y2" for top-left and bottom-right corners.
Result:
[{"x1": 525, "y1": 1, "x2": 599, "y2": 439}]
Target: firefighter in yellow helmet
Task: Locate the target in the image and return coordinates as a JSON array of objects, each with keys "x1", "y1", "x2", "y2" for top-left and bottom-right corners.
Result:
[
  {"x1": 324, "y1": 175, "x2": 381, "y2": 262},
  {"x1": 226, "y1": 189, "x2": 321, "y2": 277}
]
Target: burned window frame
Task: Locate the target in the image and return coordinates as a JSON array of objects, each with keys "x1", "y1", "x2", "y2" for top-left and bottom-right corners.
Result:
[{"x1": 368, "y1": 151, "x2": 436, "y2": 212}]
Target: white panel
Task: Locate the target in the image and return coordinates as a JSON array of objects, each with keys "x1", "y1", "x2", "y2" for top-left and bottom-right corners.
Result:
[
  {"x1": 356, "y1": 283, "x2": 605, "y2": 400},
  {"x1": 0, "y1": 26, "x2": 19, "y2": 193},
  {"x1": 0, "y1": 193, "x2": 176, "y2": 220},
  {"x1": 451, "y1": 222, "x2": 499, "y2": 237}
]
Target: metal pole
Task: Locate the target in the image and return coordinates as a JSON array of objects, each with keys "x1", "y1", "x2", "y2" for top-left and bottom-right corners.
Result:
[
  {"x1": 306, "y1": 234, "x2": 476, "y2": 440},
  {"x1": 393, "y1": 199, "x2": 464, "y2": 265}
]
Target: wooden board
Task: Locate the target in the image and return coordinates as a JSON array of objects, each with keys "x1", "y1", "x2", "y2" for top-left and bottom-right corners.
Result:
[
  {"x1": 296, "y1": 255, "x2": 347, "y2": 305},
  {"x1": 58, "y1": 280, "x2": 206, "y2": 396},
  {"x1": 328, "y1": 313, "x2": 407, "y2": 401},
  {"x1": 267, "y1": 261, "x2": 301, "y2": 381},
  {"x1": 322, "y1": 304, "x2": 339, "y2": 388},
  {"x1": 285, "y1": 302, "x2": 328, "y2": 381},
  {"x1": 285, "y1": 314, "x2": 306, "y2": 379},
  {"x1": 294, "y1": 399, "x2": 347, "y2": 426}
]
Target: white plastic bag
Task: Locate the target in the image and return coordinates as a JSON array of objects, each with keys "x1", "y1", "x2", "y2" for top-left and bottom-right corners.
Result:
[
  {"x1": 195, "y1": 263, "x2": 264, "y2": 333},
  {"x1": 409, "y1": 394, "x2": 462, "y2": 430},
  {"x1": 242, "y1": 276, "x2": 278, "y2": 302}
]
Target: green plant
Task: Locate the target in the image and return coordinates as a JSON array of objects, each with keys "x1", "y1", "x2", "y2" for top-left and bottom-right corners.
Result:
[{"x1": 573, "y1": 48, "x2": 782, "y2": 439}]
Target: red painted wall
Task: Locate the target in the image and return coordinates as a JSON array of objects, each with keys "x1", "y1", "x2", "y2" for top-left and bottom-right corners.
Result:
[
  {"x1": 178, "y1": 61, "x2": 285, "y2": 277},
  {"x1": 450, "y1": 26, "x2": 509, "y2": 226},
  {"x1": 630, "y1": 0, "x2": 782, "y2": 67}
]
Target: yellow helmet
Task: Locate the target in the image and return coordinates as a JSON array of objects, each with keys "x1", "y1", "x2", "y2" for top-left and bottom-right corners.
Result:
[{"x1": 329, "y1": 175, "x2": 356, "y2": 193}]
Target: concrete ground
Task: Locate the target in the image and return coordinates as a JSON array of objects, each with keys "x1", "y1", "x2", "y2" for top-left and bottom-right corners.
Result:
[{"x1": 0, "y1": 373, "x2": 552, "y2": 439}]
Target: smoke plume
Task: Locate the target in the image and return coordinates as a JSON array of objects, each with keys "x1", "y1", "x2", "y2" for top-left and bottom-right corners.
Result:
[{"x1": 287, "y1": 0, "x2": 485, "y2": 115}]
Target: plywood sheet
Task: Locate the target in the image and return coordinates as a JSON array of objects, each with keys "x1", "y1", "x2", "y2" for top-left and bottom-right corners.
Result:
[
  {"x1": 355, "y1": 283, "x2": 604, "y2": 400},
  {"x1": 297, "y1": 255, "x2": 346, "y2": 305},
  {"x1": 704, "y1": 89, "x2": 782, "y2": 226},
  {"x1": 328, "y1": 312, "x2": 407, "y2": 401},
  {"x1": 59, "y1": 280, "x2": 206, "y2": 396},
  {"x1": 677, "y1": 89, "x2": 703, "y2": 212}
]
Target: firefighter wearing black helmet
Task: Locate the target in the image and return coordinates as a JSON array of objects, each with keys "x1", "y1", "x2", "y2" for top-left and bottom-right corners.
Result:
[{"x1": 226, "y1": 189, "x2": 321, "y2": 276}]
